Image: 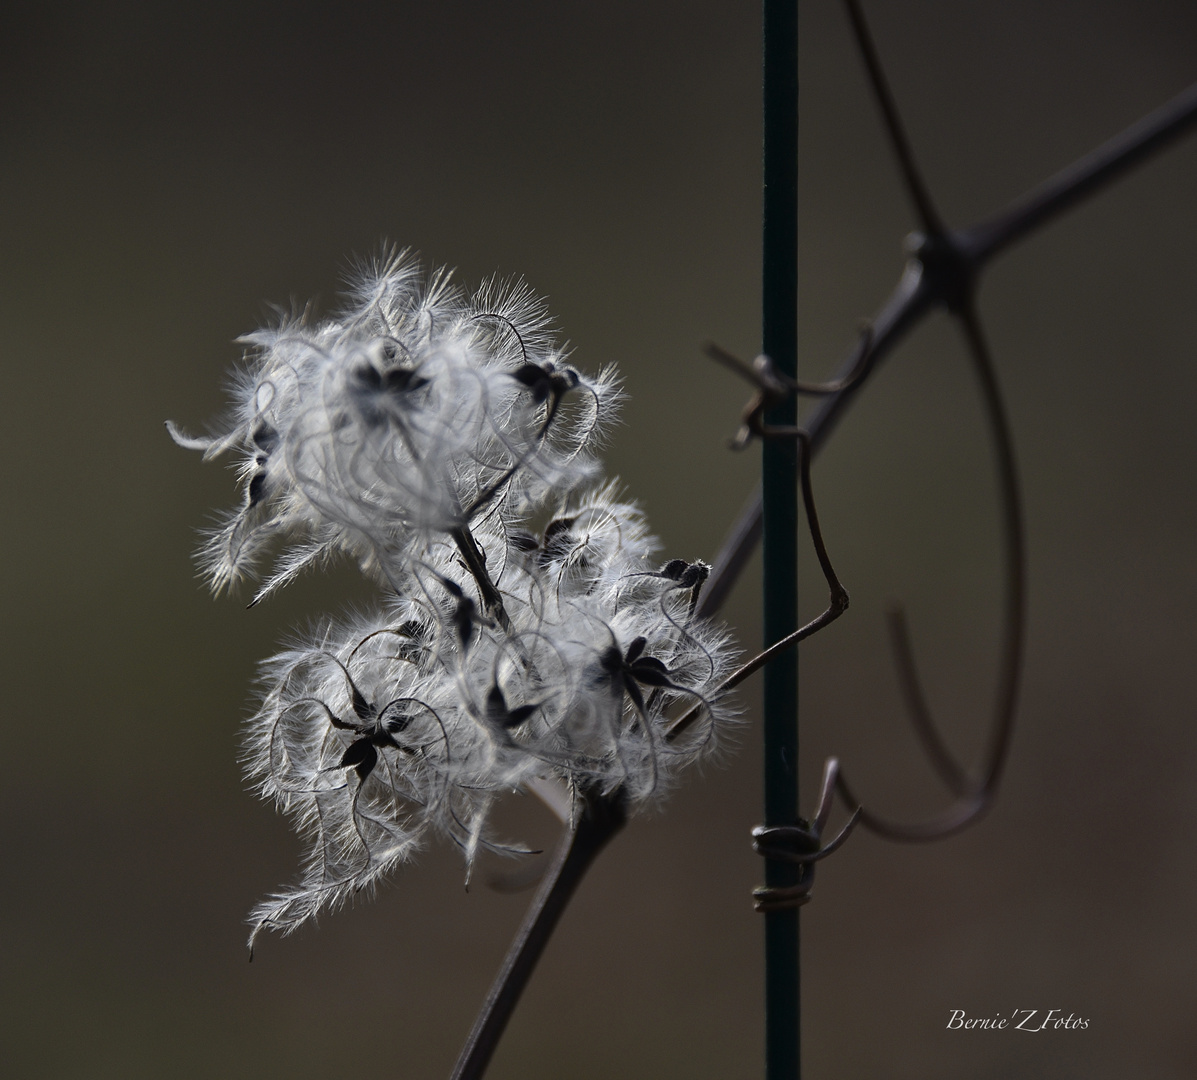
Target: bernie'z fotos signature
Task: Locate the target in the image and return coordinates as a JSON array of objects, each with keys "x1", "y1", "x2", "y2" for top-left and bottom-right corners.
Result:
[{"x1": 947, "y1": 1009, "x2": 1089, "y2": 1031}]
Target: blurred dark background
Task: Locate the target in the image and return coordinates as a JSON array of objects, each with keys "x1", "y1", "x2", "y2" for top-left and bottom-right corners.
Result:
[{"x1": 4, "y1": 1, "x2": 1197, "y2": 1077}]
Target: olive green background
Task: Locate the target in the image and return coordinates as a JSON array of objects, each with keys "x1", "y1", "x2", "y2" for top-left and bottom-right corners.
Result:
[{"x1": 4, "y1": 2, "x2": 1197, "y2": 1077}]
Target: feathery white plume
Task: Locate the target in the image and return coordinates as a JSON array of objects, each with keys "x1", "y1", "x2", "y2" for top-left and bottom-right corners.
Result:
[{"x1": 170, "y1": 251, "x2": 737, "y2": 949}]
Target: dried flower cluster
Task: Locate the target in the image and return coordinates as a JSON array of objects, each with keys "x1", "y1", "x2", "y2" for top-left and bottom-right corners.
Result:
[{"x1": 171, "y1": 252, "x2": 736, "y2": 947}]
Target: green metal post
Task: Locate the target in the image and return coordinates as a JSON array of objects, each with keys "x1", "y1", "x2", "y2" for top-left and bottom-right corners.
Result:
[{"x1": 762, "y1": 2, "x2": 800, "y2": 1077}]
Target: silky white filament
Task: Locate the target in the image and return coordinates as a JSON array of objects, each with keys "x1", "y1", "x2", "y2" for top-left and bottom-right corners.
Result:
[{"x1": 170, "y1": 250, "x2": 738, "y2": 949}]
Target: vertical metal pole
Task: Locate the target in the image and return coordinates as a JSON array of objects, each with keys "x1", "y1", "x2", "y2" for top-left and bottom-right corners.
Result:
[{"x1": 761, "y1": 2, "x2": 799, "y2": 1078}]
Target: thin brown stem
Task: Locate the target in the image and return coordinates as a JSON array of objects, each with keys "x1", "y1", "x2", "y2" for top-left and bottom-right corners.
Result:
[
  {"x1": 669, "y1": 428, "x2": 848, "y2": 742},
  {"x1": 788, "y1": 325, "x2": 874, "y2": 397},
  {"x1": 704, "y1": 79, "x2": 1197, "y2": 602},
  {"x1": 885, "y1": 606, "x2": 973, "y2": 798},
  {"x1": 958, "y1": 301, "x2": 1025, "y2": 793},
  {"x1": 451, "y1": 525, "x2": 511, "y2": 632},
  {"x1": 958, "y1": 79, "x2": 1197, "y2": 267},
  {"x1": 450, "y1": 790, "x2": 626, "y2": 1080},
  {"x1": 751, "y1": 758, "x2": 863, "y2": 911},
  {"x1": 449, "y1": 59, "x2": 1197, "y2": 1080},
  {"x1": 843, "y1": 0, "x2": 946, "y2": 236},
  {"x1": 832, "y1": 296, "x2": 1025, "y2": 842},
  {"x1": 706, "y1": 335, "x2": 873, "y2": 400},
  {"x1": 695, "y1": 486, "x2": 764, "y2": 620}
]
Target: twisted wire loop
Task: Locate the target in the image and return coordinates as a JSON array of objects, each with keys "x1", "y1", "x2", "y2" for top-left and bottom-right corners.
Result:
[
  {"x1": 778, "y1": 0, "x2": 1025, "y2": 862},
  {"x1": 701, "y1": 259, "x2": 1018, "y2": 894},
  {"x1": 448, "y1": 4, "x2": 1197, "y2": 1074},
  {"x1": 747, "y1": 0, "x2": 1022, "y2": 907},
  {"x1": 690, "y1": 0, "x2": 1197, "y2": 911}
]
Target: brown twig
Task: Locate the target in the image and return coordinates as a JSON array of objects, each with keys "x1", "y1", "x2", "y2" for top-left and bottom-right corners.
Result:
[
  {"x1": 450, "y1": 790, "x2": 627, "y2": 1080},
  {"x1": 450, "y1": 15, "x2": 1197, "y2": 1073}
]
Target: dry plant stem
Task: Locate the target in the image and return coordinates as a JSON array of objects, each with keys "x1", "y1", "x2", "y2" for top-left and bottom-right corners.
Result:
[
  {"x1": 696, "y1": 485, "x2": 764, "y2": 620},
  {"x1": 885, "y1": 609, "x2": 972, "y2": 798},
  {"x1": 683, "y1": 14, "x2": 1197, "y2": 852},
  {"x1": 888, "y1": 303, "x2": 1024, "y2": 803},
  {"x1": 689, "y1": 78, "x2": 1197, "y2": 765},
  {"x1": 843, "y1": 0, "x2": 944, "y2": 236},
  {"x1": 786, "y1": 326, "x2": 874, "y2": 396},
  {"x1": 450, "y1": 790, "x2": 627, "y2": 1080},
  {"x1": 814, "y1": 82, "x2": 1197, "y2": 443},
  {"x1": 752, "y1": 758, "x2": 863, "y2": 911},
  {"x1": 709, "y1": 338, "x2": 876, "y2": 451},
  {"x1": 451, "y1": 524, "x2": 511, "y2": 631},
  {"x1": 447, "y1": 30, "x2": 1197, "y2": 1080},
  {"x1": 835, "y1": 297, "x2": 1025, "y2": 841},
  {"x1": 957, "y1": 303, "x2": 1024, "y2": 796},
  {"x1": 704, "y1": 74, "x2": 1197, "y2": 584},
  {"x1": 705, "y1": 337, "x2": 872, "y2": 399},
  {"x1": 667, "y1": 429, "x2": 848, "y2": 743},
  {"x1": 959, "y1": 79, "x2": 1197, "y2": 266}
]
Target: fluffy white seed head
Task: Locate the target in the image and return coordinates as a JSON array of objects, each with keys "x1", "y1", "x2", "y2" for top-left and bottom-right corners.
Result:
[
  {"x1": 169, "y1": 251, "x2": 622, "y2": 596},
  {"x1": 171, "y1": 252, "x2": 737, "y2": 947}
]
